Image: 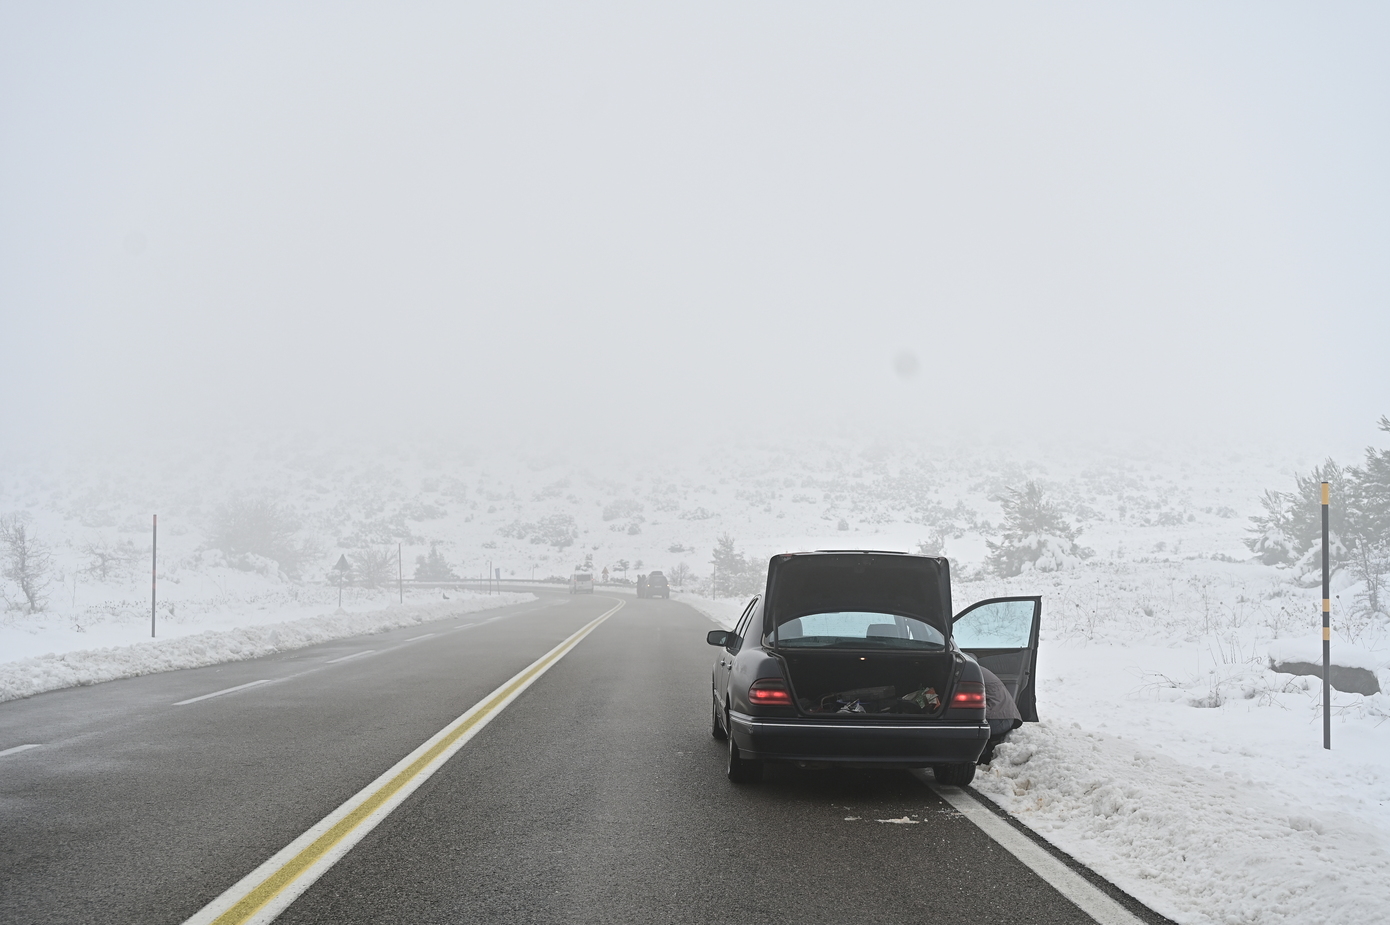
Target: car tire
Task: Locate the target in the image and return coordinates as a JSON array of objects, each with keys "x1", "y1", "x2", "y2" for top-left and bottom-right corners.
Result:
[
  {"x1": 727, "y1": 725, "x2": 763, "y2": 783},
  {"x1": 932, "y1": 762, "x2": 976, "y2": 786},
  {"x1": 711, "y1": 694, "x2": 727, "y2": 740}
]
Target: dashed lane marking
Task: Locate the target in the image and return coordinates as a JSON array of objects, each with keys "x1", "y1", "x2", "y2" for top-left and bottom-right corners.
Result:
[
  {"x1": 182, "y1": 598, "x2": 625, "y2": 925},
  {"x1": 170, "y1": 599, "x2": 560, "y2": 708},
  {"x1": 325, "y1": 650, "x2": 375, "y2": 664},
  {"x1": 0, "y1": 743, "x2": 42, "y2": 758},
  {"x1": 174, "y1": 680, "x2": 273, "y2": 706},
  {"x1": 921, "y1": 776, "x2": 1145, "y2": 925}
]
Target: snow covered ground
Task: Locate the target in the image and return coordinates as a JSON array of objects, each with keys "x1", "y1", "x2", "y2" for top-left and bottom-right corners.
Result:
[{"x1": 2, "y1": 432, "x2": 1388, "y2": 923}]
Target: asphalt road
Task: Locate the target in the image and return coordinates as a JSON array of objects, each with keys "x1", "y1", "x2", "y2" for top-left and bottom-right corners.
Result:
[{"x1": 0, "y1": 592, "x2": 1161, "y2": 924}]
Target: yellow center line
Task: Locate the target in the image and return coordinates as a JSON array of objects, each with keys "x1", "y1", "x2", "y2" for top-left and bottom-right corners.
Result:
[{"x1": 188, "y1": 599, "x2": 623, "y2": 925}]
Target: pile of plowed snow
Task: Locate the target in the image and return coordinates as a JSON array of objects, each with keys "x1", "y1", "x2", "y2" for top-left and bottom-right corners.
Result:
[
  {"x1": 0, "y1": 592, "x2": 534, "y2": 703},
  {"x1": 975, "y1": 721, "x2": 1390, "y2": 925}
]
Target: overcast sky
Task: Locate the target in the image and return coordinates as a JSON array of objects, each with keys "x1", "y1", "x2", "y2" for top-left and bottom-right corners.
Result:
[{"x1": 2, "y1": 3, "x2": 1386, "y2": 455}]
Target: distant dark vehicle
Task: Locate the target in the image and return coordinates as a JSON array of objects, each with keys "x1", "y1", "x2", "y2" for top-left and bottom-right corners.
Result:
[
  {"x1": 708, "y1": 551, "x2": 1039, "y2": 784},
  {"x1": 569, "y1": 572, "x2": 594, "y2": 594},
  {"x1": 637, "y1": 570, "x2": 670, "y2": 599}
]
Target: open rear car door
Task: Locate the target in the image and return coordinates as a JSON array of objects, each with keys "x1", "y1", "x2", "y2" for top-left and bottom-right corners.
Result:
[{"x1": 951, "y1": 597, "x2": 1041, "y2": 722}]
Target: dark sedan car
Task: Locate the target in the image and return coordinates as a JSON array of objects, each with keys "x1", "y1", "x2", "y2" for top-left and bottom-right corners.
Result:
[
  {"x1": 708, "y1": 550, "x2": 1040, "y2": 784},
  {"x1": 637, "y1": 571, "x2": 670, "y2": 599}
]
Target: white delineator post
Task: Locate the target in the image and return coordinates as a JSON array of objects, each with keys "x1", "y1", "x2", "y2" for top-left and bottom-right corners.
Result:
[
  {"x1": 1322, "y1": 480, "x2": 1330, "y2": 751},
  {"x1": 151, "y1": 514, "x2": 157, "y2": 638}
]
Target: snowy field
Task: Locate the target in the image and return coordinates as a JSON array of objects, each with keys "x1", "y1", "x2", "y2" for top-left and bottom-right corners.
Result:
[{"x1": 2, "y1": 433, "x2": 1388, "y2": 924}]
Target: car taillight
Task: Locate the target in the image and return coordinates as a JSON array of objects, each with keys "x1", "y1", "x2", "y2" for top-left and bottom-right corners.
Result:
[
  {"x1": 950, "y1": 682, "x2": 986, "y2": 709},
  {"x1": 748, "y1": 679, "x2": 794, "y2": 705}
]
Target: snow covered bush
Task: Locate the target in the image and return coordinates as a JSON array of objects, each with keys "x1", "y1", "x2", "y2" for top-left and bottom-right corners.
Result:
[
  {"x1": 208, "y1": 498, "x2": 317, "y2": 578},
  {"x1": 496, "y1": 513, "x2": 578, "y2": 548},
  {"x1": 533, "y1": 513, "x2": 578, "y2": 548},
  {"x1": 1246, "y1": 417, "x2": 1390, "y2": 589},
  {"x1": 1244, "y1": 459, "x2": 1351, "y2": 578},
  {"x1": 602, "y1": 499, "x2": 644, "y2": 521},
  {"x1": 984, "y1": 482, "x2": 1090, "y2": 577},
  {"x1": 413, "y1": 542, "x2": 458, "y2": 580}
]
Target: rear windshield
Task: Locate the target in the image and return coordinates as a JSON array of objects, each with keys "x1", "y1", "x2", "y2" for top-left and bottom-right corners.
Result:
[
  {"x1": 768, "y1": 554, "x2": 949, "y2": 645},
  {"x1": 777, "y1": 611, "x2": 945, "y2": 650},
  {"x1": 574, "y1": 574, "x2": 592, "y2": 581}
]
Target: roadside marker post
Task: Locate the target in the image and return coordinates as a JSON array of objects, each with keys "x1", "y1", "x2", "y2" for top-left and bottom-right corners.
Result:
[
  {"x1": 333, "y1": 555, "x2": 351, "y2": 610},
  {"x1": 1322, "y1": 481, "x2": 1330, "y2": 751},
  {"x1": 151, "y1": 514, "x2": 158, "y2": 638},
  {"x1": 397, "y1": 543, "x2": 403, "y2": 604}
]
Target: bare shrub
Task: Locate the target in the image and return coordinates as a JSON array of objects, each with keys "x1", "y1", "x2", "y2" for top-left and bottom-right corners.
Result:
[
  {"x1": 81, "y1": 538, "x2": 139, "y2": 581},
  {"x1": 1, "y1": 513, "x2": 52, "y2": 613},
  {"x1": 668, "y1": 561, "x2": 693, "y2": 589},
  {"x1": 352, "y1": 546, "x2": 398, "y2": 588}
]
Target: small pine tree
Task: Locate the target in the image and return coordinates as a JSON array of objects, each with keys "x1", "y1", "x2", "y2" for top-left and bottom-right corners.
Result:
[
  {"x1": 209, "y1": 498, "x2": 316, "y2": 577},
  {"x1": 1245, "y1": 460, "x2": 1352, "y2": 582},
  {"x1": 985, "y1": 483, "x2": 1089, "y2": 577},
  {"x1": 1349, "y1": 416, "x2": 1390, "y2": 544},
  {"x1": 710, "y1": 534, "x2": 761, "y2": 597},
  {"x1": 414, "y1": 543, "x2": 458, "y2": 581}
]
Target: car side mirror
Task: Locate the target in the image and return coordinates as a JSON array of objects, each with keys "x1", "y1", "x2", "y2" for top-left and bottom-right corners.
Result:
[{"x1": 706, "y1": 630, "x2": 732, "y2": 647}]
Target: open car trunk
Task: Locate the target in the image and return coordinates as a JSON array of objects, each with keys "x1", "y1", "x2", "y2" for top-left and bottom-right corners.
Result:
[
  {"x1": 764, "y1": 553, "x2": 958, "y2": 718},
  {"x1": 780, "y1": 650, "x2": 957, "y2": 718}
]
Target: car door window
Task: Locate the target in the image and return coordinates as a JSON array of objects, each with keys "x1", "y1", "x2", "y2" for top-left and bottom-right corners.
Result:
[
  {"x1": 730, "y1": 597, "x2": 758, "y2": 652},
  {"x1": 952, "y1": 599, "x2": 1035, "y2": 649},
  {"x1": 952, "y1": 597, "x2": 1041, "y2": 721}
]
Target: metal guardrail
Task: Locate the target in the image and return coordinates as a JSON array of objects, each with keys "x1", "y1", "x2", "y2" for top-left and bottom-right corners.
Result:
[{"x1": 392, "y1": 578, "x2": 656, "y2": 593}]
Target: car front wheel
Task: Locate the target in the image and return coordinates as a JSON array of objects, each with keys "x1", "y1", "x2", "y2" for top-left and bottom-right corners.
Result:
[{"x1": 932, "y1": 762, "x2": 976, "y2": 786}]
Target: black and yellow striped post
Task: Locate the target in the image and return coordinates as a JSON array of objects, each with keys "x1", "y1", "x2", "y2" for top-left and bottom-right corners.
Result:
[{"x1": 1322, "y1": 480, "x2": 1330, "y2": 750}]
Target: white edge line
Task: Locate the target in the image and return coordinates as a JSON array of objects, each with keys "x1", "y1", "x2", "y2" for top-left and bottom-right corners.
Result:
[
  {"x1": 0, "y1": 743, "x2": 42, "y2": 757},
  {"x1": 325, "y1": 650, "x2": 375, "y2": 664},
  {"x1": 174, "y1": 680, "x2": 273, "y2": 706},
  {"x1": 922, "y1": 779, "x2": 1145, "y2": 925},
  {"x1": 183, "y1": 599, "x2": 624, "y2": 925}
]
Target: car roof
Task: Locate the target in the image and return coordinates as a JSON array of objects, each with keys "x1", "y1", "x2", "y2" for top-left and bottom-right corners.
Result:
[{"x1": 804, "y1": 549, "x2": 917, "y2": 556}]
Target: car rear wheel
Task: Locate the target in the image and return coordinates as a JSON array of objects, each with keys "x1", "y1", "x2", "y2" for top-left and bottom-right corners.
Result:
[
  {"x1": 932, "y1": 762, "x2": 976, "y2": 786},
  {"x1": 727, "y1": 726, "x2": 763, "y2": 783},
  {"x1": 711, "y1": 694, "x2": 727, "y2": 740}
]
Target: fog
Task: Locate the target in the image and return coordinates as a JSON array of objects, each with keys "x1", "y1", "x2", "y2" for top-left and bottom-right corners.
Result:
[{"x1": 2, "y1": 3, "x2": 1387, "y2": 454}]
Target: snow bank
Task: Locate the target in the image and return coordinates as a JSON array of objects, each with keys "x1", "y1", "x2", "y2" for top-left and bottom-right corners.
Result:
[
  {"x1": 672, "y1": 593, "x2": 748, "y2": 629},
  {"x1": 975, "y1": 722, "x2": 1390, "y2": 925},
  {"x1": 0, "y1": 592, "x2": 533, "y2": 703},
  {"x1": 1266, "y1": 637, "x2": 1387, "y2": 673}
]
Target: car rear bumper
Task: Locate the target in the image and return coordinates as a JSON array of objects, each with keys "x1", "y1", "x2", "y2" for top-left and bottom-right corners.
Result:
[{"x1": 728, "y1": 710, "x2": 989, "y2": 767}]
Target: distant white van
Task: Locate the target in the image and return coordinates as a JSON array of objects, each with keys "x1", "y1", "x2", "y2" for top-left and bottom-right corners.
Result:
[{"x1": 569, "y1": 572, "x2": 594, "y2": 594}]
